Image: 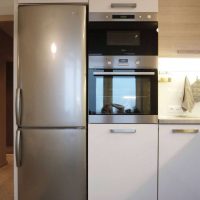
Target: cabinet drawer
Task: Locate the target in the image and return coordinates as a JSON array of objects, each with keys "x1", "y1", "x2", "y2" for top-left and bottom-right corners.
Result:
[
  {"x1": 89, "y1": 0, "x2": 158, "y2": 13},
  {"x1": 18, "y1": 0, "x2": 88, "y2": 3},
  {"x1": 159, "y1": 124, "x2": 200, "y2": 200},
  {"x1": 89, "y1": 124, "x2": 158, "y2": 200}
]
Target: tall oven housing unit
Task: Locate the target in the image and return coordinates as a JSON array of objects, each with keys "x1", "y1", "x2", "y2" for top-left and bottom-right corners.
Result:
[
  {"x1": 88, "y1": 12, "x2": 159, "y2": 200},
  {"x1": 15, "y1": 4, "x2": 87, "y2": 200},
  {"x1": 88, "y1": 13, "x2": 158, "y2": 123}
]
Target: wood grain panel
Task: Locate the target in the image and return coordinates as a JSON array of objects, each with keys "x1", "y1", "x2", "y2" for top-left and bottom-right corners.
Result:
[
  {"x1": 158, "y1": 0, "x2": 200, "y2": 57},
  {"x1": 0, "y1": 27, "x2": 13, "y2": 166},
  {"x1": 0, "y1": 61, "x2": 7, "y2": 167}
]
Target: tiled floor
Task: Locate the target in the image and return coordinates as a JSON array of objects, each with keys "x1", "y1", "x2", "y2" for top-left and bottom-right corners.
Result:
[{"x1": 0, "y1": 154, "x2": 14, "y2": 200}]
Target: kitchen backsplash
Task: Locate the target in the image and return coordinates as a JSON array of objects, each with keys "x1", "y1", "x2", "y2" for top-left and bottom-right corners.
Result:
[{"x1": 158, "y1": 58, "x2": 200, "y2": 117}]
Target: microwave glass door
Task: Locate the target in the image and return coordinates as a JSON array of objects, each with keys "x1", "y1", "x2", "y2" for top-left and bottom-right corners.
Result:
[
  {"x1": 89, "y1": 69, "x2": 158, "y2": 115},
  {"x1": 88, "y1": 22, "x2": 158, "y2": 55},
  {"x1": 107, "y1": 31, "x2": 140, "y2": 46}
]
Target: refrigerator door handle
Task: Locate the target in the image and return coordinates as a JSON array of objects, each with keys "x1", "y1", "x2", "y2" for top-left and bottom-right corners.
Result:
[
  {"x1": 16, "y1": 130, "x2": 22, "y2": 167},
  {"x1": 16, "y1": 88, "x2": 22, "y2": 126}
]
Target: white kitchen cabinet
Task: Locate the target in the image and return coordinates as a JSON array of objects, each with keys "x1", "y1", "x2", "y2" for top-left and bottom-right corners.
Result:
[
  {"x1": 88, "y1": 124, "x2": 158, "y2": 200},
  {"x1": 89, "y1": 0, "x2": 158, "y2": 13},
  {"x1": 17, "y1": 0, "x2": 88, "y2": 3},
  {"x1": 159, "y1": 124, "x2": 200, "y2": 200}
]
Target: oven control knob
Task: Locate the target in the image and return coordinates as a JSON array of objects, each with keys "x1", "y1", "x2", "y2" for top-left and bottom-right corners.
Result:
[
  {"x1": 105, "y1": 15, "x2": 110, "y2": 19},
  {"x1": 135, "y1": 60, "x2": 140, "y2": 65},
  {"x1": 147, "y1": 14, "x2": 152, "y2": 19}
]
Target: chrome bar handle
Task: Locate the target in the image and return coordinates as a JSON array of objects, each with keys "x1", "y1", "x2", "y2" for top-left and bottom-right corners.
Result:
[
  {"x1": 172, "y1": 129, "x2": 199, "y2": 134},
  {"x1": 16, "y1": 130, "x2": 22, "y2": 167},
  {"x1": 15, "y1": 88, "x2": 22, "y2": 126},
  {"x1": 93, "y1": 72, "x2": 155, "y2": 76},
  {"x1": 110, "y1": 129, "x2": 136, "y2": 134},
  {"x1": 111, "y1": 3, "x2": 137, "y2": 8}
]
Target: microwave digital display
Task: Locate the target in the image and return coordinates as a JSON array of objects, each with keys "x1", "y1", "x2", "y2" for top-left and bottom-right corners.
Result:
[{"x1": 107, "y1": 31, "x2": 140, "y2": 46}]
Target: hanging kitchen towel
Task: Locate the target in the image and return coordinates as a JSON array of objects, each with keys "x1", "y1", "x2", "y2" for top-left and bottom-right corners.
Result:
[
  {"x1": 191, "y1": 78, "x2": 200, "y2": 102},
  {"x1": 181, "y1": 76, "x2": 195, "y2": 112}
]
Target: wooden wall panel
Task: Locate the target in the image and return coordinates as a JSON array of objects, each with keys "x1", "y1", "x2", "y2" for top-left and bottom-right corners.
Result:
[
  {"x1": 6, "y1": 62, "x2": 13, "y2": 148},
  {"x1": 0, "y1": 61, "x2": 6, "y2": 167},
  {"x1": 0, "y1": 27, "x2": 13, "y2": 166}
]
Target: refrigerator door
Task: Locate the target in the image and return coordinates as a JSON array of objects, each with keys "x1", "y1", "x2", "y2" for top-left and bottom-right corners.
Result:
[
  {"x1": 18, "y1": 5, "x2": 86, "y2": 127},
  {"x1": 17, "y1": 129, "x2": 86, "y2": 200}
]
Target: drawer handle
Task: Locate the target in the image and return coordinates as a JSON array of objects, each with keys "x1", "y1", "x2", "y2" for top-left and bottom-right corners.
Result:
[
  {"x1": 172, "y1": 129, "x2": 199, "y2": 134},
  {"x1": 110, "y1": 129, "x2": 136, "y2": 134},
  {"x1": 111, "y1": 3, "x2": 137, "y2": 8}
]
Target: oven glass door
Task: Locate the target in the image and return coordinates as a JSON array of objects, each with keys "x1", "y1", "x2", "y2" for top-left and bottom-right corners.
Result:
[
  {"x1": 88, "y1": 22, "x2": 158, "y2": 55},
  {"x1": 89, "y1": 69, "x2": 158, "y2": 115}
]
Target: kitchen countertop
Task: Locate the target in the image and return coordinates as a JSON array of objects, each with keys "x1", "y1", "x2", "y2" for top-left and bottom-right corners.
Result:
[{"x1": 159, "y1": 115, "x2": 200, "y2": 124}]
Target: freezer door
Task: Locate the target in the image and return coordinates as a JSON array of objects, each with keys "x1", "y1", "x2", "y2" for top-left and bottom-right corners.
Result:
[
  {"x1": 18, "y1": 5, "x2": 86, "y2": 127},
  {"x1": 17, "y1": 129, "x2": 86, "y2": 200}
]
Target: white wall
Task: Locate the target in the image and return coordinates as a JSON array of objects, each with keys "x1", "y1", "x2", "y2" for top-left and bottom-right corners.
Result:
[
  {"x1": 0, "y1": 0, "x2": 13, "y2": 15},
  {"x1": 158, "y1": 58, "x2": 200, "y2": 117}
]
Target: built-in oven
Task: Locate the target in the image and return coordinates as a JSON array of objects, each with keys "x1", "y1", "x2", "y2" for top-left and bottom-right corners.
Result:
[
  {"x1": 88, "y1": 13, "x2": 158, "y2": 124},
  {"x1": 88, "y1": 13, "x2": 158, "y2": 59},
  {"x1": 88, "y1": 56, "x2": 158, "y2": 124}
]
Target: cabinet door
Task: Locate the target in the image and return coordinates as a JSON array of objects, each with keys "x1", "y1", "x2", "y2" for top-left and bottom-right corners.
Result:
[
  {"x1": 159, "y1": 125, "x2": 200, "y2": 200},
  {"x1": 18, "y1": 0, "x2": 88, "y2": 3},
  {"x1": 88, "y1": 124, "x2": 158, "y2": 200},
  {"x1": 158, "y1": 0, "x2": 200, "y2": 57},
  {"x1": 89, "y1": 0, "x2": 158, "y2": 13}
]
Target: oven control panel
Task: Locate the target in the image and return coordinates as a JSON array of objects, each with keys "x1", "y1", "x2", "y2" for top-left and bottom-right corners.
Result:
[{"x1": 89, "y1": 56, "x2": 157, "y2": 69}]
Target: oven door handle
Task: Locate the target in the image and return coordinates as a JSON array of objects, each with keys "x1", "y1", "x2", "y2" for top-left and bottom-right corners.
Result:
[{"x1": 93, "y1": 72, "x2": 155, "y2": 76}]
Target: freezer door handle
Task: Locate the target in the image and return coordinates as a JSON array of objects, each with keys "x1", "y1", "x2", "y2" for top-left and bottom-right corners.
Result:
[
  {"x1": 16, "y1": 130, "x2": 22, "y2": 167},
  {"x1": 15, "y1": 88, "x2": 22, "y2": 126}
]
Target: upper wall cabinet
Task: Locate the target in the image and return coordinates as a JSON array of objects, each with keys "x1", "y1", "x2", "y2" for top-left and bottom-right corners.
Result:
[
  {"x1": 0, "y1": 0, "x2": 13, "y2": 15},
  {"x1": 89, "y1": 0, "x2": 158, "y2": 13},
  {"x1": 159, "y1": 0, "x2": 200, "y2": 57},
  {"x1": 17, "y1": 0, "x2": 88, "y2": 3}
]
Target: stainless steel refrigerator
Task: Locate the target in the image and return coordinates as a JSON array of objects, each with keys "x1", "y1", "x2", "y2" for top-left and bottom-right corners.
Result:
[{"x1": 16, "y1": 4, "x2": 87, "y2": 200}]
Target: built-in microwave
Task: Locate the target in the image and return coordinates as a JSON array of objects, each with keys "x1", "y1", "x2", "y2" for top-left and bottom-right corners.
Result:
[{"x1": 88, "y1": 13, "x2": 158, "y2": 57}]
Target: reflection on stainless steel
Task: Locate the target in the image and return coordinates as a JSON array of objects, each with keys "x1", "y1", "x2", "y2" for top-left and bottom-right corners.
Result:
[
  {"x1": 50, "y1": 42, "x2": 57, "y2": 54},
  {"x1": 89, "y1": 115, "x2": 158, "y2": 124}
]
